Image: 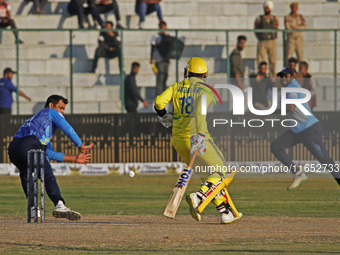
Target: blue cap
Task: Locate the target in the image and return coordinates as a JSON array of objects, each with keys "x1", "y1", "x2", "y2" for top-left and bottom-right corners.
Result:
[{"x1": 277, "y1": 67, "x2": 294, "y2": 76}]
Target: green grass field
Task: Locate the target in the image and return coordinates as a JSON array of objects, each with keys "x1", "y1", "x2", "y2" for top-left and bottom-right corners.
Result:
[
  {"x1": 1, "y1": 174, "x2": 339, "y2": 217},
  {"x1": 1, "y1": 174, "x2": 340, "y2": 254}
]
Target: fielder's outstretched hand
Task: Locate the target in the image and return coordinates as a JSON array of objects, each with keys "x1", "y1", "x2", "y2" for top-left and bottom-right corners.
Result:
[
  {"x1": 79, "y1": 143, "x2": 94, "y2": 153},
  {"x1": 76, "y1": 153, "x2": 92, "y2": 165}
]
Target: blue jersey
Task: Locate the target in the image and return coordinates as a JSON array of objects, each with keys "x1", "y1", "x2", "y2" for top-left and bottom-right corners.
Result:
[
  {"x1": 14, "y1": 108, "x2": 82, "y2": 161},
  {"x1": 0, "y1": 78, "x2": 17, "y2": 109},
  {"x1": 286, "y1": 79, "x2": 319, "y2": 133}
]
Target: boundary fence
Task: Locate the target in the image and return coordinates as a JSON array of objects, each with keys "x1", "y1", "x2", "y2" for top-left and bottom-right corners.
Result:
[{"x1": 1, "y1": 112, "x2": 339, "y2": 163}]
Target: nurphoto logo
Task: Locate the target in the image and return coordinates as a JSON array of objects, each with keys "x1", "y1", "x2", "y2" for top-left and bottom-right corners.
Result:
[{"x1": 201, "y1": 84, "x2": 312, "y2": 128}]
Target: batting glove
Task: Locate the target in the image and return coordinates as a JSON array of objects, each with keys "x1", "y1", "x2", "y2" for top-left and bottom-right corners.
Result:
[
  {"x1": 158, "y1": 113, "x2": 174, "y2": 128},
  {"x1": 190, "y1": 133, "x2": 207, "y2": 155}
]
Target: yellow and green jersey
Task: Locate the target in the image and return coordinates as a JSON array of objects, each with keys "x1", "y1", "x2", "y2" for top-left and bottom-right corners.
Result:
[
  {"x1": 155, "y1": 77, "x2": 233, "y2": 210},
  {"x1": 154, "y1": 77, "x2": 214, "y2": 139}
]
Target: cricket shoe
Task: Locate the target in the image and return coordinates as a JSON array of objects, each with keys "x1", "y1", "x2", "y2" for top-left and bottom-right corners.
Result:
[
  {"x1": 186, "y1": 193, "x2": 202, "y2": 222},
  {"x1": 220, "y1": 211, "x2": 243, "y2": 224},
  {"x1": 52, "y1": 200, "x2": 81, "y2": 221},
  {"x1": 287, "y1": 172, "x2": 308, "y2": 191},
  {"x1": 31, "y1": 207, "x2": 41, "y2": 218}
]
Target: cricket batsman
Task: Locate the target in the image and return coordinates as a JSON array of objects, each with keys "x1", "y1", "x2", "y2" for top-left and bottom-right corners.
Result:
[{"x1": 154, "y1": 57, "x2": 243, "y2": 223}]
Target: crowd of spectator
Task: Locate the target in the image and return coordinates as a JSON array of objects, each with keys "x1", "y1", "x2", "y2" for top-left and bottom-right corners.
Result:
[
  {"x1": 0, "y1": 0, "x2": 319, "y2": 113},
  {"x1": 2, "y1": 0, "x2": 164, "y2": 34}
]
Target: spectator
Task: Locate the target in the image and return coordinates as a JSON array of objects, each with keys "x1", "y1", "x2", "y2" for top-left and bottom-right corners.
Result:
[
  {"x1": 254, "y1": 1, "x2": 278, "y2": 78},
  {"x1": 92, "y1": 0, "x2": 124, "y2": 28},
  {"x1": 91, "y1": 21, "x2": 121, "y2": 73},
  {"x1": 24, "y1": 0, "x2": 47, "y2": 14},
  {"x1": 285, "y1": 2, "x2": 306, "y2": 62},
  {"x1": 124, "y1": 62, "x2": 149, "y2": 113},
  {"x1": 229, "y1": 35, "x2": 247, "y2": 90},
  {"x1": 8, "y1": 94, "x2": 94, "y2": 220},
  {"x1": 250, "y1": 62, "x2": 273, "y2": 110},
  {"x1": 135, "y1": 0, "x2": 163, "y2": 29},
  {"x1": 0, "y1": 0, "x2": 23, "y2": 43},
  {"x1": 287, "y1": 57, "x2": 300, "y2": 77},
  {"x1": 67, "y1": 0, "x2": 104, "y2": 29},
  {"x1": 0, "y1": 68, "x2": 31, "y2": 114},
  {"x1": 150, "y1": 21, "x2": 171, "y2": 96},
  {"x1": 299, "y1": 61, "x2": 316, "y2": 110}
]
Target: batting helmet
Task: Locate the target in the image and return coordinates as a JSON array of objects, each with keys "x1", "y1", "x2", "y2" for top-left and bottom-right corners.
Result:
[{"x1": 186, "y1": 57, "x2": 208, "y2": 74}]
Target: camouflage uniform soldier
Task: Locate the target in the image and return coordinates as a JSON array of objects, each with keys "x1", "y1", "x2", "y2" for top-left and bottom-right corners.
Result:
[
  {"x1": 285, "y1": 2, "x2": 306, "y2": 61},
  {"x1": 255, "y1": 1, "x2": 278, "y2": 78}
]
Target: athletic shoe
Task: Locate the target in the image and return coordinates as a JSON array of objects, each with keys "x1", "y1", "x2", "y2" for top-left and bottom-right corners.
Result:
[
  {"x1": 52, "y1": 200, "x2": 81, "y2": 221},
  {"x1": 186, "y1": 193, "x2": 201, "y2": 222},
  {"x1": 287, "y1": 172, "x2": 308, "y2": 190},
  {"x1": 221, "y1": 211, "x2": 243, "y2": 224},
  {"x1": 31, "y1": 207, "x2": 41, "y2": 218}
]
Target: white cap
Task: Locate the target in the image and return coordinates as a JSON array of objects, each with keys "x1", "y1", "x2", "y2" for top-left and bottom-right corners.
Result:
[{"x1": 263, "y1": 1, "x2": 274, "y2": 11}]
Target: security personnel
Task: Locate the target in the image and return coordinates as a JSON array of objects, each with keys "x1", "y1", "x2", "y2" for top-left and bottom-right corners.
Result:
[
  {"x1": 154, "y1": 57, "x2": 242, "y2": 224},
  {"x1": 255, "y1": 0, "x2": 278, "y2": 78},
  {"x1": 285, "y1": 2, "x2": 306, "y2": 61}
]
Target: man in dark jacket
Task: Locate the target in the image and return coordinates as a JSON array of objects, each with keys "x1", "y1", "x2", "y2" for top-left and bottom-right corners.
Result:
[
  {"x1": 124, "y1": 62, "x2": 149, "y2": 113},
  {"x1": 91, "y1": 21, "x2": 121, "y2": 73},
  {"x1": 229, "y1": 35, "x2": 247, "y2": 90}
]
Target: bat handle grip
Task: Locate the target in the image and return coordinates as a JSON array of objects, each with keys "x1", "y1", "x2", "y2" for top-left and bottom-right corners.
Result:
[{"x1": 188, "y1": 149, "x2": 199, "y2": 168}]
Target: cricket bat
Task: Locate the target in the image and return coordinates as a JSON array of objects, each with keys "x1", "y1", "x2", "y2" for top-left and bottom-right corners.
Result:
[{"x1": 163, "y1": 149, "x2": 199, "y2": 219}]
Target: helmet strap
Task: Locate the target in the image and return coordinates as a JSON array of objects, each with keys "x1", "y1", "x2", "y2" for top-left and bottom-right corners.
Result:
[
  {"x1": 203, "y1": 72, "x2": 208, "y2": 82},
  {"x1": 184, "y1": 67, "x2": 189, "y2": 79}
]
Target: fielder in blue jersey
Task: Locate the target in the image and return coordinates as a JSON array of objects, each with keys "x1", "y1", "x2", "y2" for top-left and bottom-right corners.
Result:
[
  {"x1": 271, "y1": 68, "x2": 340, "y2": 190},
  {"x1": 8, "y1": 95, "x2": 94, "y2": 220}
]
